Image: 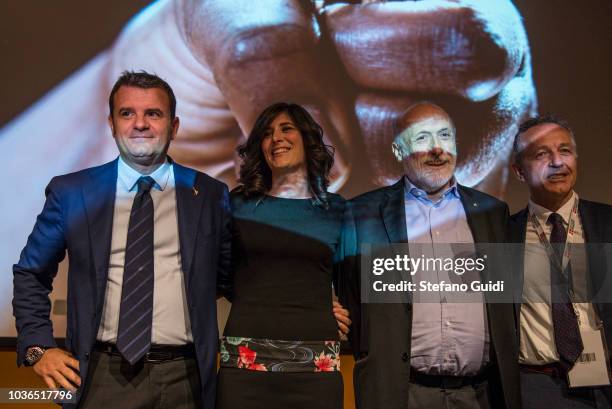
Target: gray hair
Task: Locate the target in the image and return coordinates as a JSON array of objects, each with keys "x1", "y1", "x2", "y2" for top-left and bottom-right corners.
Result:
[{"x1": 512, "y1": 114, "x2": 576, "y2": 164}]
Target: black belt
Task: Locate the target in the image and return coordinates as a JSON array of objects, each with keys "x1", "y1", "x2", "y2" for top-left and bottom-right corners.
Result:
[
  {"x1": 94, "y1": 341, "x2": 196, "y2": 363},
  {"x1": 519, "y1": 363, "x2": 564, "y2": 378},
  {"x1": 409, "y1": 368, "x2": 490, "y2": 389}
]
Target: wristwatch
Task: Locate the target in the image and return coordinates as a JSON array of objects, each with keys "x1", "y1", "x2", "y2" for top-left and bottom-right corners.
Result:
[{"x1": 24, "y1": 346, "x2": 47, "y2": 366}]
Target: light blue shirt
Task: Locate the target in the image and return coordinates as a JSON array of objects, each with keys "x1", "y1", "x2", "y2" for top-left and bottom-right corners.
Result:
[
  {"x1": 117, "y1": 156, "x2": 171, "y2": 192},
  {"x1": 404, "y1": 177, "x2": 490, "y2": 376}
]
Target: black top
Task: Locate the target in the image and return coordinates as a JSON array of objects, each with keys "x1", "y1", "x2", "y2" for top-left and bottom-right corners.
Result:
[{"x1": 225, "y1": 192, "x2": 346, "y2": 341}]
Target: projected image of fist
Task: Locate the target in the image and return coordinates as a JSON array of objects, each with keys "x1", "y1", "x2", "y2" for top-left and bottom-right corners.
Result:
[{"x1": 181, "y1": 0, "x2": 537, "y2": 195}]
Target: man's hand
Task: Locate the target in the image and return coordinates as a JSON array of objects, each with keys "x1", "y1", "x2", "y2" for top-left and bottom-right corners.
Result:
[
  {"x1": 32, "y1": 348, "x2": 81, "y2": 391},
  {"x1": 333, "y1": 300, "x2": 351, "y2": 341}
]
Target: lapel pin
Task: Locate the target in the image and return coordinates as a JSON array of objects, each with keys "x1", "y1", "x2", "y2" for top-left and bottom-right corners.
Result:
[
  {"x1": 192, "y1": 187, "x2": 199, "y2": 196},
  {"x1": 473, "y1": 202, "x2": 478, "y2": 207}
]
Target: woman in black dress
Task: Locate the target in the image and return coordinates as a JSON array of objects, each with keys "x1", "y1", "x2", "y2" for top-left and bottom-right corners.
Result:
[{"x1": 216, "y1": 102, "x2": 347, "y2": 409}]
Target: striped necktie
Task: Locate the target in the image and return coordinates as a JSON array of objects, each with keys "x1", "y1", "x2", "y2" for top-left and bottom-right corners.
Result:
[{"x1": 116, "y1": 176, "x2": 155, "y2": 365}]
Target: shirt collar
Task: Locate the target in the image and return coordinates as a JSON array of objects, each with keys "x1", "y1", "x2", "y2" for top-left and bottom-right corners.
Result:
[
  {"x1": 528, "y1": 191, "x2": 578, "y2": 225},
  {"x1": 117, "y1": 156, "x2": 171, "y2": 192},
  {"x1": 403, "y1": 175, "x2": 459, "y2": 203}
]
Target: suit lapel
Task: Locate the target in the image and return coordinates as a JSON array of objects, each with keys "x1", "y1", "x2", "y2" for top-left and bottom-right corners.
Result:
[
  {"x1": 511, "y1": 209, "x2": 528, "y2": 243},
  {"x1": 578, "y1": 200, "x2": 606, "y2": 307},
  {"x1": 579, "y1": 199, "x2": 601, "y2": 243},
  {"x1": 82, "y1": 159, "x2": 118, "y2": 307},
  {"x1": 380, "y1": 179, "x2": 408, "y2": 244},
  {"x1": 511, "y1": 208, "x2": 529, "y2": 325},
  {"x1": 174, "y1": 162, "x2": 205, "y2": 286},
  {"x1": 380, "y1": 179, "x2": 410, "y2": 310},
  {"x1": 457, "y1": 185, "x2": 490, "y2": 243}
]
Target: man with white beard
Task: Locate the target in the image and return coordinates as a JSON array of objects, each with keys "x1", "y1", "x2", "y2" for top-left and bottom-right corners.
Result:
[{"x1": 340, "y1": 102, "x2": 520, "y2": 409}]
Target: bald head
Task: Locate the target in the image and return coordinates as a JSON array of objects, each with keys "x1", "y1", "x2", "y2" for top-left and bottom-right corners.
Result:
[
  {"x1": 396, "y1": 102, "x2": 454, "y2": 134},
  {"x1": 392, "y1": 102, "x2": 457, "y2": 196},
  {"x1": 392, "y1": 102, "x2": 457, "y2": 159}
]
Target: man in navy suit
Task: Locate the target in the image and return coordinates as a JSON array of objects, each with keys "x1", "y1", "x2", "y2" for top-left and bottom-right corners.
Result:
[
  {"x1": 509, "y1": 115, "x2": 612, "y2": 408},
  {"x1": 12, "y1": 71, "x2": 232, "y2": 409}
]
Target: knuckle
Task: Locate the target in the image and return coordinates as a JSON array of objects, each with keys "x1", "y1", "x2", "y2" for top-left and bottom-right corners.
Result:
[{"x1": 216, "y1": 24, "x2": 315, "y2": 71}]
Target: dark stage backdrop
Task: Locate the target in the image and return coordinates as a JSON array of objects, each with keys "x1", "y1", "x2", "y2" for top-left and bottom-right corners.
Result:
[{"x1": 1, "y1": 0, "x2": 610, "y2": 338}]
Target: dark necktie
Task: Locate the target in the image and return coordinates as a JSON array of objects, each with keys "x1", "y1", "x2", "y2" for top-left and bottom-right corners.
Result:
[
  {"x1": 548, "y1": 212, "x2": 583, "y2": 372},
  {"x1": 116, "y1": 176, "x2": 155, "y2": 365}
]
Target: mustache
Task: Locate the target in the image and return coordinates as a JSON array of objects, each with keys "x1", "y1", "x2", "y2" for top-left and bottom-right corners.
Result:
[
  {"x1": 424, "y1": 154, "x2": 452, "y2": 165},
  {"x1": 547, "y1": 169, "x2": 569, "y2": 177}
]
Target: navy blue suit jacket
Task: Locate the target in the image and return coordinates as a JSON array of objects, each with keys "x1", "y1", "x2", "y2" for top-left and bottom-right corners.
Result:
[{"x1": 13, "y1": 158, "x2": 232, "y2": 408}]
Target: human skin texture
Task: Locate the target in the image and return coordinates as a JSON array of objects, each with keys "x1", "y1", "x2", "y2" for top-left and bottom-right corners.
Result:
[
  {"x1": 178, "y1": 0, "x2": 537, "y2": 195},
  {"x1": 392, "y1": 103, "x2": 457, "y2": 197},
  {"x1": 512, "y1": 123, "x2": 577, "y2": 211}
]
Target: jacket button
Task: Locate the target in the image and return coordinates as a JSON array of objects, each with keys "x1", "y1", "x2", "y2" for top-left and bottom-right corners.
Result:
[{"x1": 401, "y1": 352, "x2": 409, "y2": 362}]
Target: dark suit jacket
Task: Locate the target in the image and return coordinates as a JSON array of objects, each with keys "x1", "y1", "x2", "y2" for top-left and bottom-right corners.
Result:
[
  {"x1": 339, "y1": 179, "x2": 520, "y2": 409},
  {"x1": 12, "y1": 158, "x2": 232, "y2": 409},
  {"x1": 509, "y1": 199, "x2": 612, "y2": 372}
]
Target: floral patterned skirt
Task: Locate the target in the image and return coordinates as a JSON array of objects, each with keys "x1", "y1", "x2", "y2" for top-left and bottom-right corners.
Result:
[
  {"x1": 219, "y1": 336, "x2": 341, "y2": 372},
  {"x1": 216, "y1": 338, "x2": 344, "y2": 409}
]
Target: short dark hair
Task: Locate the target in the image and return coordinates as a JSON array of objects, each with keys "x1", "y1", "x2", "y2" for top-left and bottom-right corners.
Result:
[
  {"x1": 108, "y1": 70, "x2": 177, "y2": 118},
  {"x1": 235, "y1": 102, "x2": 335, "y2": 207},
  {"x1": 513, "y1": 114, "x2": 575, "y2": 163}
]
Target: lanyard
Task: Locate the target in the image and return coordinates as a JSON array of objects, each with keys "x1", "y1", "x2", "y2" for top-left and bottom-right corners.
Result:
[{"x1": 528, "y1": 197, "x2": 579, "y2": 274}]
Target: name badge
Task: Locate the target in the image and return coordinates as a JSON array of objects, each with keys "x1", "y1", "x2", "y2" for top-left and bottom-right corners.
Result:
[{"x1": 567, "y1": 327, "x2": 611, "y2": 388}]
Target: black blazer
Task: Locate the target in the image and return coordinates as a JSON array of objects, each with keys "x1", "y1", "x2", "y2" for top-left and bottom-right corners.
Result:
[
  {"x1": 509, "y1": 199, "x2": 612, "y2": 363},
  {"x1": 339, "y1": 179, "x2": 520, "y2": 409},
  {"x1": 12, "y1": 158, "x2": 232, "y2": 409}
]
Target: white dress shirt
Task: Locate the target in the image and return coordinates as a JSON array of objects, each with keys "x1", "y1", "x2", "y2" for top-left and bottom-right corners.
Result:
[{"x1": 519, "y1": 191, "x2": 598, "y2": 364}]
